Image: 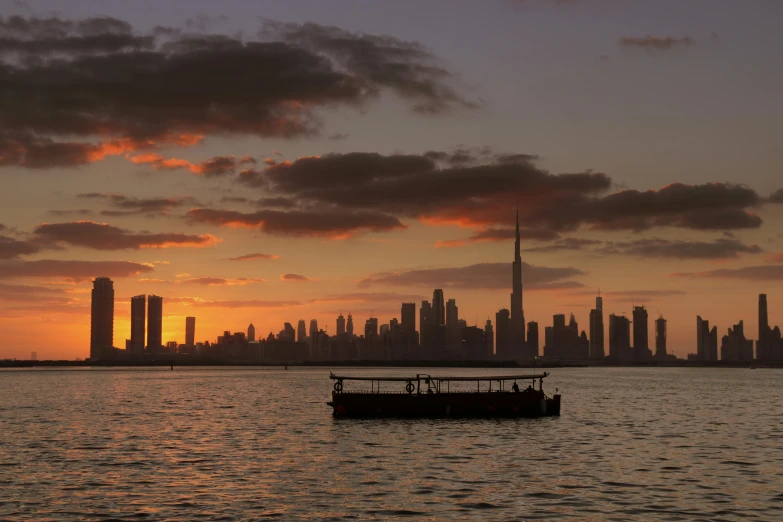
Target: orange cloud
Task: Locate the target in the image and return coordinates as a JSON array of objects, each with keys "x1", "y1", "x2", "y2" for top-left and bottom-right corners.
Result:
[{"x1": 434, "y1": 239, "x2": 466, "y2": 248}]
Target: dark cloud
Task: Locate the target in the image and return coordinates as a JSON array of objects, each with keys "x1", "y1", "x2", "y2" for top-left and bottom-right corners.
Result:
[
  {"x1": 567, "y1": 288, "x2": 686, "y2": 303},
  {"x1": 186, "y1": 208, "x2": 405, "y2": 237},
  {"x1": 0, "y1": 283, "x2": 69, "y2": 302},
  {"x1": 770, "y1": 189, "x2": 783, "y2": 203},
  {"x1": 524, "y1": 238, "x2": 603, "y2": 253},
  {"x1": 672, "y1": 265, "x2": 783, "y2": 281},
  {"x1": 129, "y1": 154, "x2": 240, "y2": 176},
  {"x1": 237, "y1": 152, "x2": 763, "y2": 234},
  {"x1": 600, "y1": 238, "x2": 762, "y2": 260},
  {"x1": 281, "y1": 273, "x2": 310, "y2": 282},
  {"x1": 220, "y1": 196, "x2": 251, "y2": 204},
  {"x1": 358, "y1": 262, "x2": 585, "y2": 290},
  {"x1": 34, "y1": 221, "x2": 218, "y2": 250},
  {"x1": 224, "y1": 253, "x2": 279, "y2": 261},
  {"x1": 0, "y1": 234, "x2": 41, "y2": 259},
  {"x1": 0, "y1": 16, "x2": 471, "y2": 169},
  {"x1": 469, "y1": 227, "x2": 561, "y2": 242},
  {"x1": 48, "y1": 209, "x2": 94, "y2": 217},
  {"x1": 0, "y1": 259, "x2": 153, "y2": 281},
  {"x1": 78, "y1": 193, "x2": 197, "y2": 215},
  {"x1": 255, "y1": 197, "x2": 297, "y2": 209},
  {"x1": 267, "y1": 21, "x2": 477, "y2": 114},
  {"x1": 620, "y1": 36, "x2": 696, "y2": 51}
]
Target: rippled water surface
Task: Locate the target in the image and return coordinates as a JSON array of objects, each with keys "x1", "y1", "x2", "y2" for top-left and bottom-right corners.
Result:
[{"x1": 1, "y1": 367, "x2": 781, "y2": 521}]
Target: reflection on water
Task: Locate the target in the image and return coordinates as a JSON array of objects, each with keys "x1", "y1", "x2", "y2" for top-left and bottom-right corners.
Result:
[{"x1": 0, "y1": 367, "x2": 781, "y2": 520}]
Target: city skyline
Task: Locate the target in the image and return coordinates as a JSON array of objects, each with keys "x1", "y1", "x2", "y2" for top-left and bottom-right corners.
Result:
[{"x1": 1, "y1": 0, "x2": 783, "y2": 359}]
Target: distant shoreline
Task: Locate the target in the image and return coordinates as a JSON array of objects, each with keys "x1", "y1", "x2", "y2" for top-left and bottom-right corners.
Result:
[{"x1": 1, "y1": 359, "x2": 780, "y2": 369}]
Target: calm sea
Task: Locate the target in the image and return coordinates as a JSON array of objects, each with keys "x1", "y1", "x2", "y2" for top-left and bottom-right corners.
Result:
[{"x1": 0, "y1": 367, "x2": 780, "y2": 521}]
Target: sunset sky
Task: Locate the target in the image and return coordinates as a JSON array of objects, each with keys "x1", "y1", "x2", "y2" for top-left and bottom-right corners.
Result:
[{"x1": 1, "y1": 0, "x2": 782, "y2": 360}]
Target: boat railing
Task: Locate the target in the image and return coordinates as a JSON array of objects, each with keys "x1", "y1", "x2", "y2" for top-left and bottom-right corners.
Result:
[{"x1": 329, "y1": 372, "x2": 549, "y2": 395}]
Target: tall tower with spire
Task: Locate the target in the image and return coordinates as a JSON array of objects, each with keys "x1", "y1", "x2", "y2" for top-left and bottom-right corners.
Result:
[{"x1": 511, "y1": 206, "x2": 525, "y2": 353}]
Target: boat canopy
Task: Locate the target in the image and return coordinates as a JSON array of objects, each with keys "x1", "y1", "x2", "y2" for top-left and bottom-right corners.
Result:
[{"x1": 329, "y1": 372, "x2": 548, "y2": 382}]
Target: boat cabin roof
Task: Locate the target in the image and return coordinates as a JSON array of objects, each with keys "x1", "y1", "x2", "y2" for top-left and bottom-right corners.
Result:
[{"x1": 329, "y1": 372, "x2": 548, "y2": 382}]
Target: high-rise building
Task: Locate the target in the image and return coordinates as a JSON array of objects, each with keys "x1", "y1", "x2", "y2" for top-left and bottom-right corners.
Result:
[
  {"x1": 365, "y1": 317, "x2": 378, "y2": 339},
  {"x1": 346, "y1": 313, "x2": 354, "y2": 337},
  {"x1": 484, "y1": 319, "x2": 494, "y2": 356},
  {"x1": 337, "y1": 314, "x2": 346, "y2": 336},
  {"x1": 401, "y1": 303, "x2": 416, "y2": 334},
  {"x1": 130, "y1": 295, "x2": 146, "y2": 356},
  {"x1": 248, "y1": 323, "x2": 256, "y2": 342},
  {"x1": 309, "y1": 319, "x2": 318, "y2": 338},
  {"x1": 632, "y1": 305, "x2": 651, "y2": 360},
  {"x1": 495, "y1": 309, "x2": 512, "y2": 359},
  {"x1": 90, "y1": 277, "x2": 114, "y2": 359},
  {"x1": 589, "y1": 295, "x2": 604, "y2": 359},
  {"x1": 759, "y1": 293, "x2": 768, "y2": 343},
  {"x1": 721, "y1": 320, "x2": 754, "y2": 362},
  {"x1": 432, "y1": 289, "x2": 445, "y2": 326},
  {"x1": 655, "y1": 315, "x2": 667, "y2": 359},
  {"x1": 526, "y1": 322, "x2": 539, "y2": 357},
  {"x1": 609, "y1": 314, "x2": 631, "y2": 360},
  {"x1": 544, "y1": 313, "x2": 588, "y2": 360},
  {"x1": 511, "y1": 207, "x2": 525, "y2": 349},
  {"x1": 297, "y1": 320, "x2": 306, "y2": 343},
  {"x1": 146, "y1": 295, "x2": 163, "y2": 353},
  {"x1": 446, "y1": 299, "x2": 458, "y2": 329},
  {"x1": 185, "y1": 316, "x2": 196, "y2": 346}
]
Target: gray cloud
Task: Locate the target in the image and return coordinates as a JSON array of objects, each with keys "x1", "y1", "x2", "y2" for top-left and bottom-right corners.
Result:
[
  {"x1": 672, "y1": 265, "x2": 783, "y2": 280},
  {"x1": 281, "y1": 273, "x2": 310, "y2": 282},
  {"x1": 0, "y1": 259, "x2": 153, "y2": 281},
  {"x1": 620, "y1": 35, "x2": 696, "y2": 51},
  {"x1": 34, "y1": 221, "x2": 218, "y2": 250},
  {"x1": 600, "y1": 238, "x2": 762, "y2": 259},
  {"x1": 78, "y1": 193, "x2": 197, "y2": 216},
  {"x1": 358, "y1": 261, "x2": 585, "y2": 290}
]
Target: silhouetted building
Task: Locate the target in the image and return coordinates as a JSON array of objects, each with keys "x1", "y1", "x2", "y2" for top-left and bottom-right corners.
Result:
[
  {"x1": 495, "y1": 308, "x2": 512, "y2": 359},
  {"x1": 655, "y1": 315, "x2": 667, "y2": 359},
  {"x1": 721, "y1": 320, "x2": 754, "y2": 362},
  {"x1": 757, "y1": 294, "x2": 783, "y2": 361},
  {"x1": 147, "y1": 295, "x2": 162, "y2": 354},
  {"x1": 485, "y1": 319, "x2": 494, "y2": 356},
  {"x1": 511, "y1": 207, "x2": 526, "y2": 351},
  {"x1": 90, "y1": 277, "x2": 114, "y2": 359},
  {"x1": 401, "y1": 303, "x2": 416, "y2": 334},
  {"x1": 632, "y1": 306, "x2": 651, "y2": 361},
  {"x1": 694, "y1": 316, "x2": 718, "y2": 361},
  {"x1": 365, "y1": 317, "x2": 378, "y2": 339},
  {"x1": 248, "y1": 323, "x2": 256, "y2": 342},
  {"x1": 544, "y1": 313, "x2": 588, "y2": 360},
  {"x1": 462, "y1": 326, "x2": 489, "y2": 360},
  {"x1": 279, "y1": 323, "x2": 296, "y2": 343},
  {"x1": 185, "y1": 316, "x2": 195, "y2": 346},
  {"x1": 346, "y1": 313, "x2": 354, "y2": 337},
  {"x1": 526, "y1": 321, "x2": 539, "y2": 357},
  {"x1": 446, "y1": 298, "x2": 460, "y2": 355},
  {"x1": 297, "y1": 320, "x2": 306, "y2": 343},
  {"x1": 336, "y1": 314, "x2": 346, "y2": 336},
  {"x1": 432, "y1": 289, "x2": 445, "y2": 326},
  {"x1": 589, "y1": 295, "x2": 604, "y2": 359},
  {"x1": 609, "y1": 314, "x2": 631, "y2": 360},
  {"x1": 130, "y1": 295, "x2": 145, "y2": 356},
  {"x1": 419, "y1": 300, "x2": 434, "y2": 355},
  {"x1": 380, "y1": 324, "x2": 390, "y2": 336}
]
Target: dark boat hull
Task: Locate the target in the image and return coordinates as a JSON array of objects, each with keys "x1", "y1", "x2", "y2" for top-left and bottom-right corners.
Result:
[{"x1": 328, "y1": 391, "x2": 561, "y2": 418}]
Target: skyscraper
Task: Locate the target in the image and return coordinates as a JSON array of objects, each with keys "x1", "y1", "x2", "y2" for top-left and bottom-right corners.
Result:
[
  {"x1": 346, "y1": 313, "x2": 354, "y2": 337},
  {"x1": 609, "y1": 314, "x2": 631, "y2": 360},
  {"x1": 758, "y1": 294, "x2": 769, "y2": 360},
  {"x1": 589, "y1": 295, "x2": 604, "y2": 359},
  {"x1": 485, "y1": 319, "x2": 494, "y2": 356},
  {"x1": 130, "y1": 295, "x2": 146, "y2": 356},
  {"x1": 401, "y1": 303, "x2": 416, "y2": 334},
  {"x1": 432, "y1": 289, "x2": 445, "y2": 326},
  {"x1": 147, "y1": 295, "x2": 163, "y2": 353},
  {"x1": 297, "y1": 320, "x2": 306, "y2": 343},
  {"x1": 495, "y1": 308, "x2": 512, "y2": 359},
  {"x1": 632, "y1": 305, "x2": 650, "y2": 360},
  {"x1": 185, "y1": 316, "x2": 196, "y2": 346},
  {"x1": 337, "y1": 314, "x2": 346, "y2": 336},
  {"x1": 697, "y1": 316, "x2": 709, "y2": 360},
  {"x1": 655, "y1": 315, "x2": 667, "y2": 359},
  {"x1": 309, "y1": 319, "x2": 318, "y2": 337},
  {"x1": 90, "y1": 277, "x2": 114, "y2": 359},
  {"x1": 511, "y1": 207, "x2": 525, "y2": 348},
  {"x1": 365, "y1": 317, "x2": 378, "y2": 338},
  {"x1": 248, "y1": 323, "x2": 256, "y2": 342},
  {"x1": 526, "y1": 321, "x2": 539, "y2": 357}
]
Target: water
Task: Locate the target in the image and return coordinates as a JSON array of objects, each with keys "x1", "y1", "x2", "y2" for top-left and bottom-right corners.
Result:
[{"x1": 0, "y1": 367, "x2": 780, "y2": 521}]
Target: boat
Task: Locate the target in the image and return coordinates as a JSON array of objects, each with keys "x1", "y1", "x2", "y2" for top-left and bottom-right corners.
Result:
[{"x1": 327, "y1": 372, "x2": 561, "y2": 418}]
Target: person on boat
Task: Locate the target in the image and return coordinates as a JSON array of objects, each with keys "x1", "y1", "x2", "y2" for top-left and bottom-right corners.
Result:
[
  {"x1": 525, "y1": 384, "x2": 534, "y2": 393},
  {"x1": 512, "y1": 382, "x2": 520, "y2": 393}
]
